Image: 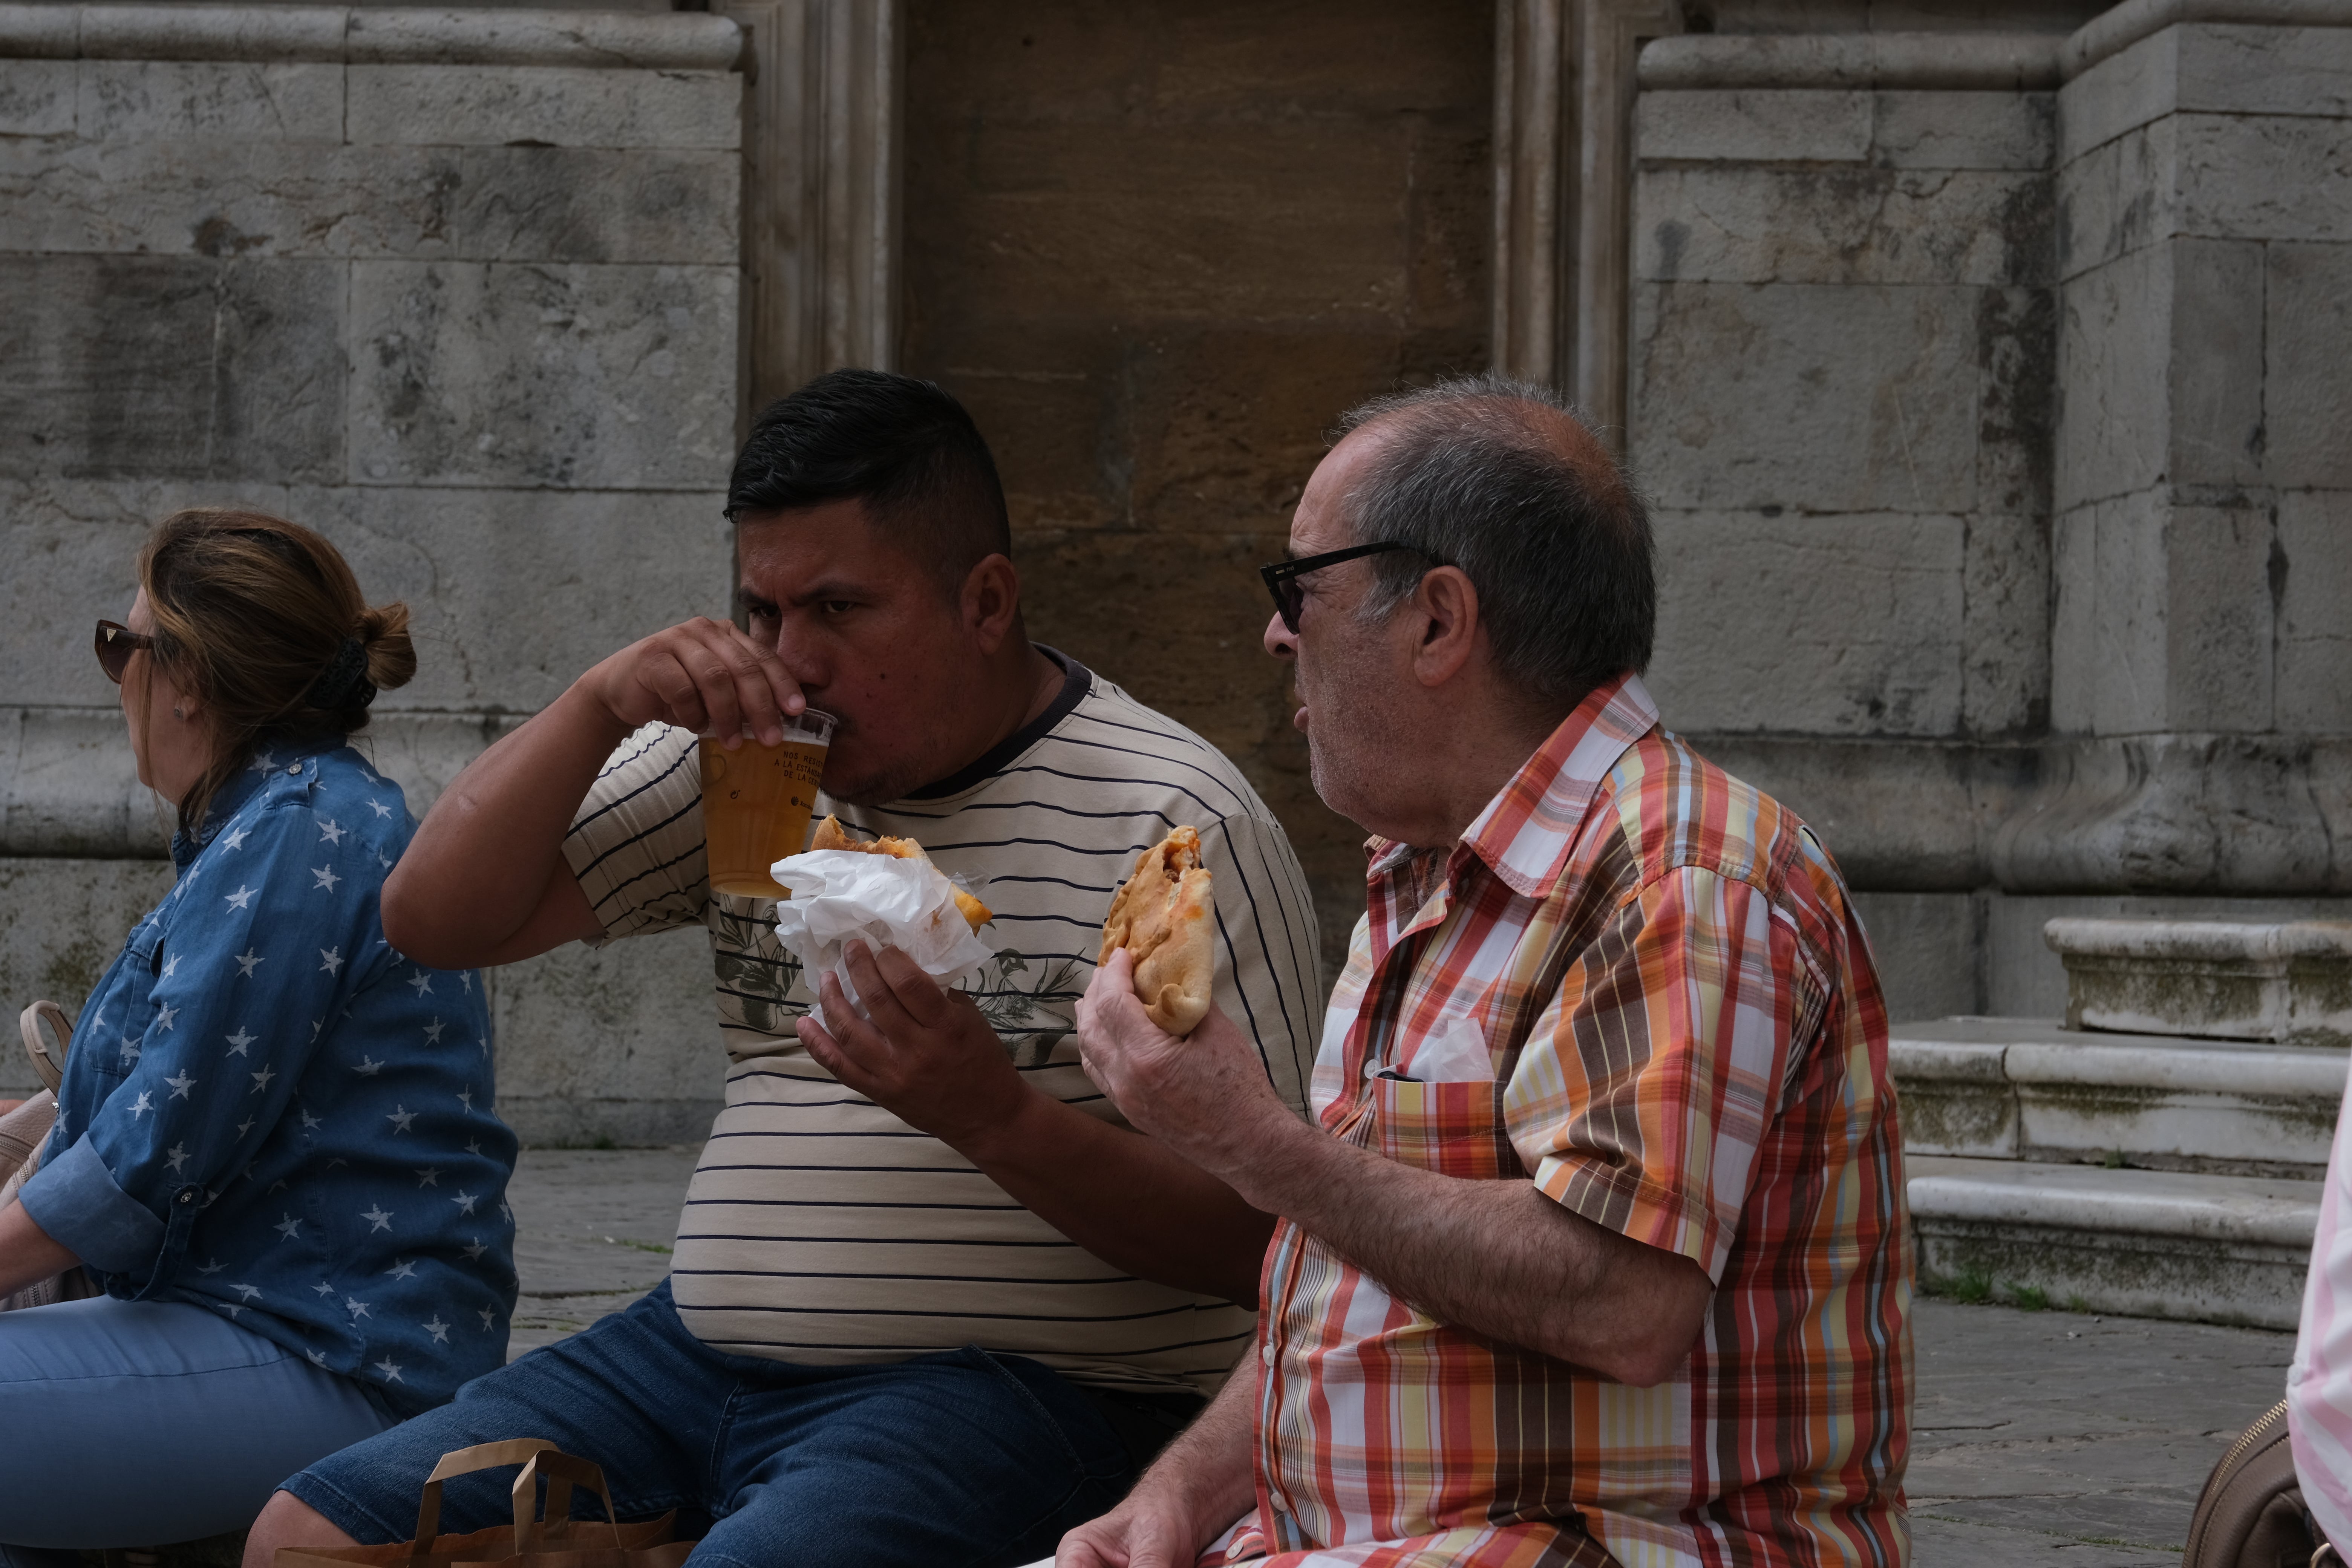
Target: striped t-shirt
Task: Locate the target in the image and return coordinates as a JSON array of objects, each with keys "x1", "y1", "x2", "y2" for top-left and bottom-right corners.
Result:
[{"x1": 561, "y1": 649, "x2": 1322, "y2": 1395}]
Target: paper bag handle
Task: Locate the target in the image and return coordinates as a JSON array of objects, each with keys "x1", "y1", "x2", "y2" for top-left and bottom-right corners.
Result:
[
  {"x1": 411, "y1": 1438, "x2": 561, "y2": 1552},
  {"x1": 18, "y1": 1001, "x2": 69, "y2": 1095},
  {"x1": 511, "y1": 1449, "x2": 622, "y2": 1554}
]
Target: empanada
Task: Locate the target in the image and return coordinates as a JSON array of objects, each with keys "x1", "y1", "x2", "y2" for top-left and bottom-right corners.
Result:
[
  {"x1": 1098, "y1": 827, "x2": 1214, "y2": 1036},
  {"x1": 810, "y1": 814, "x2": 994, "y2": 933}
]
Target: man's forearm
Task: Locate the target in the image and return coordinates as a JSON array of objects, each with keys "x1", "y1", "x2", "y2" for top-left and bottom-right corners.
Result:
[
  {"x1": 1228, "y1": 1119, "x2": 1710, "y2": 1382},
  {"x1": 959, "y1": 1092, "x2": 1275, "y2": 1305},
  {"x1": 385, "y1": 683, "x2": 630, "y2": 966}
]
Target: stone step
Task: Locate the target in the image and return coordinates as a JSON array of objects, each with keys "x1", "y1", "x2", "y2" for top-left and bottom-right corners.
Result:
[
  {"x1": 2045, "y1": 917, "x2": 2352, "y2": 1046},
  {"x1": 1893, "y1": 1016, "x2": 2347, "y2": 1178},
  {"x1": 1908, "y1": 1155, "x2": 2322, "y2": 1329}
]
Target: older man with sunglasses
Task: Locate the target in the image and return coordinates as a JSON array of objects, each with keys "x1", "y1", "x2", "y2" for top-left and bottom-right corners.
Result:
[{"x1": 1058, "y1": 374, "x2": 1913, "y2": 1568}]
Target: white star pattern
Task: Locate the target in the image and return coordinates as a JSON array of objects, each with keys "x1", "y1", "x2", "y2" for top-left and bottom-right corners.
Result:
[
  {"x1": 354, "y1": 1056, "x2": 384, "y2": 1076},
  {"x1": 312, "y1": 1280, "x2": 335, "y2": 1297},
  {"x1": 299, "y1": 1109, "x2": 323, "y2": 1131},
  {"x1": 346, "y1": 1297, "x2": 372, "y2": 1319},
  {"x1": 161, "y1": 954, "x2": 179, "y2": 980},
  {"x1": 274, "y1": 1214, "x2": 302, "y2": 1241},
  {"x1": 224, "y1": 885, "x2": 257, "y2": 911},
  {"x1": 456, "y1": 1090, "x2": 473, "y2": 1113},
  {"x1": 307, "y1": 1350, "x2": 328, "y2": 1367},
  {"x1": 406, "y1": 971, "x2": 433, "y2": 997},
  {"x1": 164, "y1": 1068, "x2": 197, "y2": 1099},
  {"x1": 129, "y1": 1091, "x2": 154, "y2": 1119},
  {"x1": 318, "y1": 819, "x2": 345, "y2": 845},
  {"x1": 234, "y1": 948, "x2": 263, "y2": 978},
  {"x1": 154, "y1": 1002, "x2": 178, "y2": 1031},
  {"x1": 415, "y1": 1167, "x2": 441, "y2": 1187},
  {"x1": 250, "y1": 1066, "x2": 276, "y2": 1094},
  {"x1": 235, "y1": 1116, "x2": 257, "y2": 1139},
  {"x1": 222, "y1": 1303, "x2": 244, "y2": 1320},
  {"x1": 118, "y1": 1035, "x2": 140, "y2": 1066},
  {"x1": 451, "y1": 1191, "x2": 479, "y2": 1216},
  {"x1": 465, "y1": 1138, "x2": 482, "y2": 1156},
  {"x1": 319, "y1": 947, "x2": 344, "y2": 975},
  {"x1": 197, "y1": 1257, "x2": 225, "y2": 1275},
  {"x1": 386, "y1": 1105, "x2": 416, "y2": 1134},
  {"x1": 311, "y1": 865, "x2": 340, "y2": 892},
  {"x1": 225, "y1": 1026, "x2": 256, "y2": 1056},
  {"x1": 230, "y1": 1282, "x2": 261, "y2": 1301},
  {"x1": 477, "y1": 1307, "x2": 498, "y2": 1331},
  {"x1": 461, "y1": 1239, "x2": 487, "y2": 1261},
  {"x1": 374, "y1": 1357, "x2": 403, "y2": 1383},
  {"x1": 460, "y1": 972, "x2": 473, "y2": 994},
  {"x1": 165, "y1": 1142, "x2": 189, "y2": 1174},
  {"x1": 377, "y1": 852, "x2": 391, "y2": 869},
  {"x1": 368, "y1": 798, "x2": 393, "y2": 819},
  {"x1": 360, "y1": 1204, "x2": 394, "y2": 1233},
  {"x1": 248, "y1": 752, "x2": 277, "y2": 776},
  {"x1": 424, "y1": 1315, "x2": 450, "y2": 1344},
  {"x1": 311, "y1": 1018, "x2": 325, "y2": 1041},
  {"x1": 385, "y1": 1258, "x2": 418, "y2": 1280},
  {"x1": 423, "y1": 1018, "x2": 445, "y2": 1044}
]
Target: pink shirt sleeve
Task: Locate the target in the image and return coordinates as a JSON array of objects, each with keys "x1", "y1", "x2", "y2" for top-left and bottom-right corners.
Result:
[{"x1": 2289, "y1": 1062, "x2": 2352, "y2": 1551}]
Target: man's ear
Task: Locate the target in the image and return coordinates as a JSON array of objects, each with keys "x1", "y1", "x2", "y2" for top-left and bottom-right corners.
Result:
[
  {"x1": 962, "y1": 554, "x2": 1023, "y2": 655},
  {"x1": 1409, "y1": 566, "x2": 1481, "y2": 689}
]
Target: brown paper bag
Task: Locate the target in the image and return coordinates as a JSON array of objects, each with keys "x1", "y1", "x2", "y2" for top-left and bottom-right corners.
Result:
[{"x1": 274, "y1": 1439, "x2": 697, "y2": 1568}]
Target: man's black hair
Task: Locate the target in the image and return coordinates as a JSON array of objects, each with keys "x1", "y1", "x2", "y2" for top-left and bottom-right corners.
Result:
[{"x1": 727, "y1": 369, "x2": 1012, "y2": 592}]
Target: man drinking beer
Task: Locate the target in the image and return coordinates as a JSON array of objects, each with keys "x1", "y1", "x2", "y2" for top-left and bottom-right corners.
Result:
[{"x1": 245, "y1": 371, "x2": 1323, "y2": 1568}]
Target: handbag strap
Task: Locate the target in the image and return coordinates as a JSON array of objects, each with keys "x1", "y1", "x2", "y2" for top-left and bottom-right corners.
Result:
[
  {"x1": 18, "y1": 1001, "x2": 69, "y2": 1095},
  {"x1": 511, "y1": 1449, "x2": 623, "y2": 1554},
  {"x1": 411, "y1": 1439, "x2": 561, "y2": 1553}
]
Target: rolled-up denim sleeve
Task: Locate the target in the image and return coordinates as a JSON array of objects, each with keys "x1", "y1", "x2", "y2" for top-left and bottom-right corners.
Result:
[{"x1": 17, "y1": 1134, "x2": 166, "y2": 1274}]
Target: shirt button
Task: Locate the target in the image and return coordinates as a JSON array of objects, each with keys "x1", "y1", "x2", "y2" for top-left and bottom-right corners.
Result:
[
  {"x1": 177, "y1": 1189, "x2": 193, "y2": 1205},
  {"x1": 1260, "y1": 1341, "x2": 1274, "y2": 1366},
  {"x1": 286, "y1": 764, "x2": 301, "y2": 775}
]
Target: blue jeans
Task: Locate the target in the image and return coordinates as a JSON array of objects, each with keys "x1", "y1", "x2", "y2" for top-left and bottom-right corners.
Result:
[
  {"x1": 287, "y1": 1281, "x2": 1135, "y2": 1568},
  {"x1": 0, "y1": 1295, "x2": 399, "y2": 1559}
]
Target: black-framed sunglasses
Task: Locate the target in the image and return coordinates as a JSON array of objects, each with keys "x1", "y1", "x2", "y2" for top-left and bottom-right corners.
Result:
[
  {"x1": 1259, "y1": 542, "x2": 1442, "y2": 635},
  {"x1": 95, "y1": 619, "x2": 156, "y2": 684}
]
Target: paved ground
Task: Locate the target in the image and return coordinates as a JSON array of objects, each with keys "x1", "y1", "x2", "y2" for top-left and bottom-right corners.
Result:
[{"x1": 507, "y1": 1147, "x2": 2294, "y2": 1565}]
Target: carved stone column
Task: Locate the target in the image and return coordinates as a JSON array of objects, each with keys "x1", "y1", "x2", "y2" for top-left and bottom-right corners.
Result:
[
  {"x1": 721, "y1": 0, "x2": 902, "y2": 409},
  {"x1": 1490, "y1": 0, "x2": 1680, "y2": 435}
]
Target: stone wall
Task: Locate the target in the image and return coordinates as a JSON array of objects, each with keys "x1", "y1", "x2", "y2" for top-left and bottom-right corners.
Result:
[
  {"x1": 0, "y1": 6, "x2": 747, "y2": 1142},
  {"x1": 1627, "y1": 9, "x2": 2352, "y2": 1018},
  {"x1": 899, "y1": 0, "x2": 1496, "y2": 971}
]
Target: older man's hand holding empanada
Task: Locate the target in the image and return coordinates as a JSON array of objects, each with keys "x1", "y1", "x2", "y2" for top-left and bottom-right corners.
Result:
[{"x1": 1097, "y1": 826, "x2": 1216, "y2": 1036}]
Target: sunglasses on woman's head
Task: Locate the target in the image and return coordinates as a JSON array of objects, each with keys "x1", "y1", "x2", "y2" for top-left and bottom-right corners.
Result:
[
  {"x1": 1258, "y1": 542, "x2": 1442, "y2": 635},
  {"x1": 94, "y1": 619, "x2": 155, "y2": 684}
]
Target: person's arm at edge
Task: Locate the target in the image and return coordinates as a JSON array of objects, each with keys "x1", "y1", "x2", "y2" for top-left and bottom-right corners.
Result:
[
  {"x1": 1075, "y1": 950, "x2": 1714, "y2": 1386},
  {"x1": 1054, "y1": 1361, "x2": 1259, "y2": 1568},
  {"x1": 0, "y1": 1200, "x2": 81, "y2": 1300},
  {"x1": 385, "y1": 620, "x2": 802, "y2": 969}
]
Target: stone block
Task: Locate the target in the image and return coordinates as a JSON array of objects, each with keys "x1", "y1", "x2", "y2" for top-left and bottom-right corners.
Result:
[
  {"x1": 1635, "y1": 88, "x2": 1871, "y2": 162},
  {"x1": 1987, "y1": 893, "x2": 2352, "y2": 1019},
  {"x1": 2056, "y1": 247, "x2": 2167, "y2": 509},
  {"x1": 0, "y1": 858, "x2": 176, "y2": 1097},
  {"x1": 2059, "y1": 22, "x2": 2180, "y2": 165},
  {"x1": 1871, "y1": 90, "x2": 2053, "y2": 171},
  {"x1": 2056, "y1": 115, "x2": 2178, "y2": 280},
  {"x1": 0, "y1": 254, "x2": 345, "y2": 484},
  {"x1": 1646, "y1": 509, "x2": 1966, "y2": 735},
  {"x1": 74, "y1": 60, "x2": 343, "y2": 143},
  {"x1": 1852, "y1": 889, "x2": 1982, "y2": 1019},
  {"x1": 0, "y1": 707, "x2": 164, "y2": 860},
  {"x1": 2161, "y1": 502, "x2": 2277, "y2": 732},
  {"x1": 1636, "y1": 165, "x2": 2048, "y2": 286},
  {"x1": 2267, "y1": 243, "x2": 2352, "y2": 490},
  {"x1": 348, "y1": 261, "x2": 739, "y2": 489},
  {"x1": 0, "y1": 141, "x2": 740, "y2": 266},
  {"x1": 2276, "y1": 491, "x2": 2352, "y2": 733},
  {"x1": 2046, "y1": 917, "x2": 2352, "y2": 1046},
  {"x1": 1976, "y1": 285, "x2": 2055, "y2": 518},
  {"x1": 2178, "y1": 113, "x2": 2352, "y2": 245},
  {"x1": 345, "y1": 65, "x2": 741, "y2": 150},
  {"x1": 0, "y1": 59, "x2": 73, "y2": 137},
  {"x1": 2063, "y1": 23, "x2": 2352, "y2": 165},
  {"x1": 486, "y1": 926, "x2": 729, "y2": 1147},
  {"x1": 2165, "y1": 238, "x2": 2266, "y2": 490},
  {"x1": 1963, "y1": 513, "x2": 2050, "y2": 737},
  {"x1": 1631, "y1": 280, "x2": 1982, "y2": 513}
]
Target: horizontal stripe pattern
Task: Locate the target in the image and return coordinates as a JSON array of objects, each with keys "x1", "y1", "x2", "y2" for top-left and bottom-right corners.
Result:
[{"x1": 564, "y1": 660, "x2": 1321, "y2": 1395}]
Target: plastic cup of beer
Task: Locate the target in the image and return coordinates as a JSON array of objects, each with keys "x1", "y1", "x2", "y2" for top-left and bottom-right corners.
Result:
[{"x1": 700, "y1": 708, "x2": 837, "y2": 899}]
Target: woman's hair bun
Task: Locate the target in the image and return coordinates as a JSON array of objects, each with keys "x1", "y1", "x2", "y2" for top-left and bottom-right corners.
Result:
[{"x1": 358, "y1": 602, "x2": 416, "y2": 692}]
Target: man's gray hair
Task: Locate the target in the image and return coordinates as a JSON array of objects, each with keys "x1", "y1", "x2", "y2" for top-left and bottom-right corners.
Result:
[{"x1": 1338, "y1": 373, "x2": 1656, "y2": 713}]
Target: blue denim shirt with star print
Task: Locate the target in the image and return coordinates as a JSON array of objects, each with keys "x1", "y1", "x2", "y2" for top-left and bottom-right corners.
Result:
[{"x1": 20, "y1": 738, "x2": 519, "y2": 1414}]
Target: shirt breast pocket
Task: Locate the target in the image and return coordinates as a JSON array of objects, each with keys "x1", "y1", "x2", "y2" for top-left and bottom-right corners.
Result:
[{"x1": 1365, "y1": 1075, "x2": 1524, "y2": 1182}]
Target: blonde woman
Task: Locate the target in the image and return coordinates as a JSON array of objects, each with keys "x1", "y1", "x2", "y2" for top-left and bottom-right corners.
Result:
[{"x1": 0, "y1": 511, "x2": 518, "y2": 1565}]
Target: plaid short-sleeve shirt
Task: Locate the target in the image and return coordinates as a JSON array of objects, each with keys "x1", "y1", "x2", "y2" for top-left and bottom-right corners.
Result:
[{"x1": 1218, "y1": 674, "x2": 1911, "y2": 1568}]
